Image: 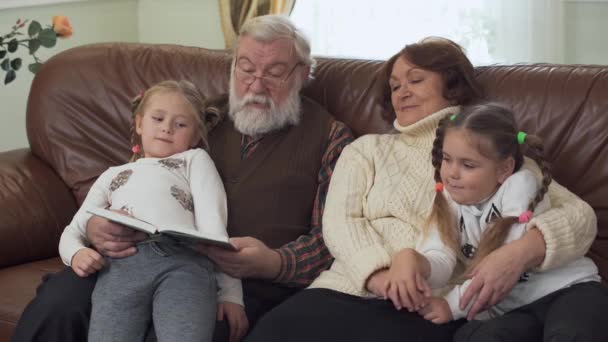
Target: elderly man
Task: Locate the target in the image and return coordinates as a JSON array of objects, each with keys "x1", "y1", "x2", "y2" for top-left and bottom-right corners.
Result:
[{"x1": 12, "y1": 15, "x2": 353, "y2": 342}]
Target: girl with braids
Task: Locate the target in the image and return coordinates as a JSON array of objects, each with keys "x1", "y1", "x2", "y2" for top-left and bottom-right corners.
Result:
[
  {"x1": 58, "y1": 80, "x2": 248, "y2": 342},
  {"x1": 416, "y1": 103, "x2": 605, "y2": 340}
]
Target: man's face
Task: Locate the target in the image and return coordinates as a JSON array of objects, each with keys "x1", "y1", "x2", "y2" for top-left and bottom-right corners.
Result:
[
  {"x1": 228, "y1": 35, "x2": 306, "y2": 136},
  {"x1": 233, "y1": 35, "x2": 302, "y2": 106}
]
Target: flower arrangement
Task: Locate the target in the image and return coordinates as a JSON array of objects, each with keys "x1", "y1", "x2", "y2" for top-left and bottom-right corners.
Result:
[{"x1": 0, "y1": 16, "x2": 73, "y2": 85}]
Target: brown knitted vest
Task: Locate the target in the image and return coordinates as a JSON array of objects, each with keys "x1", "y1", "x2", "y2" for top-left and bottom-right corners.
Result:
[{"x1": 208, "y1": 96, "x2": 332, "y2": 301}]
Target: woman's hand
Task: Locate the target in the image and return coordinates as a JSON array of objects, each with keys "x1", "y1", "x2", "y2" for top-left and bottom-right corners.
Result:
[
  {"x1": 217, "y1": 302, "x2": 249, "y2": 342},
  {"x1": 385, "y1": 248, "x2": 431, "y2": 311},
  {"x1": 71, "y1": 247, "x2": 105, "y2": 277},
  {"x1": 417, "y1": 297, "x2": 453, "y2": 324},
  {"x1": 460, "y1": 229, "x2": 545, "y2": 320}
]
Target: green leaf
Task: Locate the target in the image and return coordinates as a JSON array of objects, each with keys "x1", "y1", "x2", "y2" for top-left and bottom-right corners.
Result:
[
  {"x1": 29, "y1": 62, "x2": 42, "y2": 74},
  {"x1": 38, "y1": 28, "x2": 57, "y2": 48},
  {"x1": 28, "y1": 39, "x2": 41, "y2": 54},
  {"x1": 5, "y1": 70, "x2": 16, "y2": 84},
  {"x1": 28, "y1": 20, "x2": 42, "y2": 37},
  {"x1": 7, "y1": 39, "x2": 18, "y2": 53},
  {"x1": 11, "y1": 58, "x2": 22, "y2": 71},
  {"x1": 1, "y1": 58, "x2": 9, "y2": 71},
  {"x1": 0, "y1": 50, "x2": 6, "y2": 59}
]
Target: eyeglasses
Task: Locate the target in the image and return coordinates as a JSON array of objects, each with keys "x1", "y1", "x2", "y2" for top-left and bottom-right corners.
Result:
[{"x1": 233, "y1": 60, "x2": 303, "y2": 89}]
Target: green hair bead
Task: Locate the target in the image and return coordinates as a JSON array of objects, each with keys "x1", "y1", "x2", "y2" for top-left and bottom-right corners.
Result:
[{"x1": 517, "y1": 131, "x2": 527, "y2": 145}]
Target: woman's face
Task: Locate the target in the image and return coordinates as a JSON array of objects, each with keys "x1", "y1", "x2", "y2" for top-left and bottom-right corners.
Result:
[{"x1": 390, "y1": 57, "x2": 452, "y2": 126}]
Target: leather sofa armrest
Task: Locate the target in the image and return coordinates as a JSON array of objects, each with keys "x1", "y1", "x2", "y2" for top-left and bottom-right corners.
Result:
[{"x1": 0, "y1": 149, "x2": 77, "y2": 268}]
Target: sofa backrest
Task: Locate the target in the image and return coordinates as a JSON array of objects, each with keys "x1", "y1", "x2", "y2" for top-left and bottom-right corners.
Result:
[{"x1": 27, "y1": 43, "x2": 608, "y2": 279}]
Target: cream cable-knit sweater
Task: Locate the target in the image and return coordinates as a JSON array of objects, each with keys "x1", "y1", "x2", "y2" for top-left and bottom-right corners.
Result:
[{"x1": 309, "y1": 106, "x2": 597, "y2": 298}]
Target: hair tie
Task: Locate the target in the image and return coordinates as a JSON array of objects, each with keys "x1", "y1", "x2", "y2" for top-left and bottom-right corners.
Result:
[
  {"x1": 132, "y1": 90, "x2": 145, "y2": 103},
  {"x1": 517, "y1": 131, "x2": 527, "y2": 145},
  {"x1": 435, "y1": 182, "x2": 444, "y2": 192},
  {"x1": 131, "y1": 145, "x2": 140, "y2": 154},
  {"x1": 449, "y1": 114, "x2": 457, "y2": 121},
  {"x1": 518, "y1": 210, "x2": 533, "y2": 223}
]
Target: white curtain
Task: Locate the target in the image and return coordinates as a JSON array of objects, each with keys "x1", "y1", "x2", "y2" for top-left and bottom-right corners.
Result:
[
  {"x1": 290, "y1": 0, "x2": 566, "y2": 65},
  {"x1": 491, "y1": 0, "x2": 565, "y2": 64}
]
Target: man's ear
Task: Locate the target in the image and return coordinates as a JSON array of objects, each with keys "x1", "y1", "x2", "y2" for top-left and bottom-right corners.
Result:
[
  {"x1": 300, "y1": 65, "x2": 310, "y2": 82},
  {"x1": 497, "y1": 156, "x2": 515, "y2": 184}
]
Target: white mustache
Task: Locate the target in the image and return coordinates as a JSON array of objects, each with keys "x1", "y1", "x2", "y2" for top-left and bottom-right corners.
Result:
[{"x1": 242, "y1": 94, "x2": 272, "y2": 107}]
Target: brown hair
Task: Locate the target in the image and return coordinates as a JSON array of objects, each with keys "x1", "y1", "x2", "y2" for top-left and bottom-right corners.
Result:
[
  {"x1": 128, "y1": 80, "x2": 224, "y2": 162},
  {"x1": 427, "y1": 102, "x2": 552, "y2": 271},
  {"x1": 376, "y1": 37, "x2": 483, "y2": 122}
]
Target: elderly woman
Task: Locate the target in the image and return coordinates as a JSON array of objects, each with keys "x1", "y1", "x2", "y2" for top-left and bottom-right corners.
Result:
[{"x1": 245, "y1": 37, "x2": 597, "y2": 342}]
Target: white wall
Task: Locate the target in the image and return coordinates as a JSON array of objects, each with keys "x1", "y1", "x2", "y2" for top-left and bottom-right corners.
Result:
[
  {"x1": 0, "y1": 0, "x2": 225, "y2": 151},
  {"x1": 138, "y1": 0, "x2": 223, "y2": 48},
  {"x1": 0, "y1": 0, "x2": 139, "y2": 151}
]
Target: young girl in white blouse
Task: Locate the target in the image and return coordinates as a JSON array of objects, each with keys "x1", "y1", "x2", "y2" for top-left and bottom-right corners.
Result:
[
  {"x1": 414, "y1": 103, "x2": 607, "y2": 341},
  {"x1": 58, "y1": 80, "x2": 247, "y2": 342}
]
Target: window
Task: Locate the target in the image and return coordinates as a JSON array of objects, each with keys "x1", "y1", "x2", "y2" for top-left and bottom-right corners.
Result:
[{"x1": 291, "y1": 0, "x2": 570, "y2": 65}]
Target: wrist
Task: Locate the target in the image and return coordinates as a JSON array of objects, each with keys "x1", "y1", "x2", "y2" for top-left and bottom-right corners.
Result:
[
  {"x1": 264, "y1": 248, "x2": 282, "y2": 280},
  {"x1": 518, "y1": 228, "x2": 546, "y2": 270},
  {"x1": 414, "y1": 249, "x2": 431, "y2": 279},
  {"x1": 397, "y1": 248, "x2": 430, "y2": 278},
  {"x1": 365, "y1": 268, "x2": 387, "y2": 292}
]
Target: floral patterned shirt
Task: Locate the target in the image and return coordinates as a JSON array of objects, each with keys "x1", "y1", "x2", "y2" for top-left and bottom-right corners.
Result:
[{"x1": 58, "y1": 148, "x2": 242, "y2": 305}]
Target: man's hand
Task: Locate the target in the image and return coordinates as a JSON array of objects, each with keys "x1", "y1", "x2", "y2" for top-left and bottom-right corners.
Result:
[
  {"x1": 417, "y1": 297, "x2": 453, "y2": 324},
  {"x1": 86, "y1": 213, "x2": 147, "y2": 258},
  {"x1": 217, "y1": 302, "x2": 249, "y2": 342},
  {"x1": 385, "y1": 248, "x2": 431, "y2": 312},
  {"x1": 71, "y1": 247, "x2": 105, "y2": 277},
  {"x1": 460, "y1": 229, "x2": 545, "y2": 320},
  {"x1": 366, "y1": 269, "x2": 390, "y2": 298},
  {"x1": 201, "y1": 237, "x2": 281, "y2": 280}
]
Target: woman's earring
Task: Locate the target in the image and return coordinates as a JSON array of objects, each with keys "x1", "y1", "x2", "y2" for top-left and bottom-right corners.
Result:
[{"x1": 131, "y1": 145, "x2": 140, "y2": 154}]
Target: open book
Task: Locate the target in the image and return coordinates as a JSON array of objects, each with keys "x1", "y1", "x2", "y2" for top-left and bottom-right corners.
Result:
[{"x1": 87, "y1": 207, "x2": 236, "y2": 250}]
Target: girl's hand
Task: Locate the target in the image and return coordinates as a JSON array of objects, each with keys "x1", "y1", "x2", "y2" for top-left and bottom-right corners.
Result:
[
  {"x1": 71, "y1": 247, "x2": 105, "y2": 277},
  {"x1": 366, "y1": 269, "x2": 390, "y2": 298},
  {"x1": 217, "y1": 302, "x2": 249, "y2": 342},
  {"x1": 386, "y1": 248, "x2": 431, "y2": 311},
  {"x1": 417, "y1": 297, "x2": 453, "y2": 324}
]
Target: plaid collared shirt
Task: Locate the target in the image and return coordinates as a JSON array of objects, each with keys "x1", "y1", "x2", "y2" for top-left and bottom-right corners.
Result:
[{"x1": 240, "y1": 119, "x2": 354, "y2": 287}]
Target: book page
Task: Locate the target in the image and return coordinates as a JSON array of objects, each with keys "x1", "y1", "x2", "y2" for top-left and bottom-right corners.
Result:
[
  {"x1": 86, "y1": 207, "x2": 157, "y2": 235},
  {"x1": 86, "y1": 207, "x2": 235, "y2": 250},
  {"x1": 160, "y1": 225, "x2": 235, "y2": 251}
]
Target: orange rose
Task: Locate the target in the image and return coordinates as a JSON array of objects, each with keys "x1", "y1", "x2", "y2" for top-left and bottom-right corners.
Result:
[{"x1": 52, "y1": 16, "x2": 72, "y2": 38}]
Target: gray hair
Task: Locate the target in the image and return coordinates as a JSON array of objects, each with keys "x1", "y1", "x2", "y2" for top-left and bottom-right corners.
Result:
[{"x1": 236, "y1": 14, "x2": 316, "y2": 79}]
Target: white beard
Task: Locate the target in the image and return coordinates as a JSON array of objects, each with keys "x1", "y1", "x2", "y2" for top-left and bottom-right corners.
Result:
[{"x1": 228, "y1": 72, "x2": 302, "y2": 137}]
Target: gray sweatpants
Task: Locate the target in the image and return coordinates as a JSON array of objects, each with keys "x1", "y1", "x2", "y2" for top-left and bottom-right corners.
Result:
[{"x1": 88, "y1": 237, "x2": 217, "y2": 342}]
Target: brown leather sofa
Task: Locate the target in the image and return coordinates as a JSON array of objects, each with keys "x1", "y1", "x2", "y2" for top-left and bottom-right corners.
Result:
[{"x1": 1, "y1": 43, "x2": 607, "y2": 341}]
